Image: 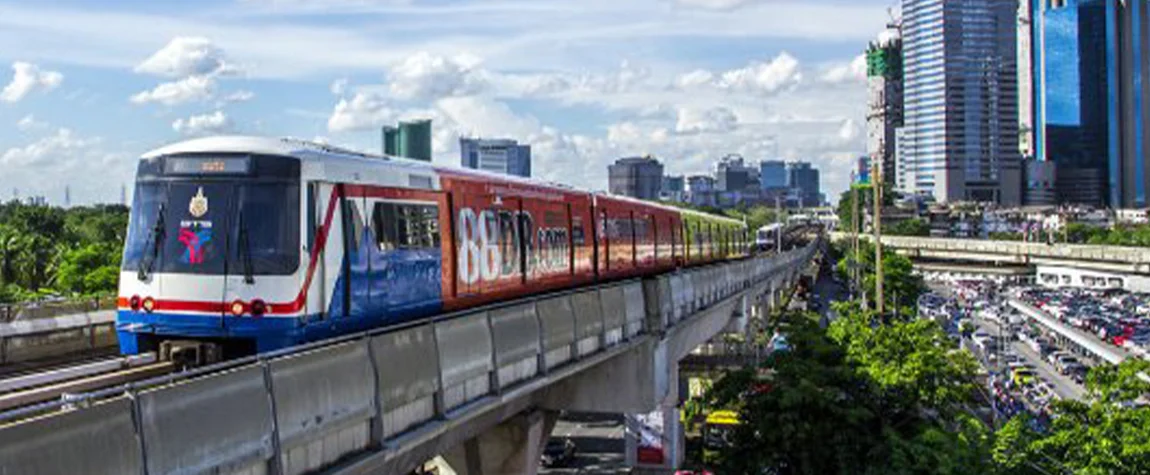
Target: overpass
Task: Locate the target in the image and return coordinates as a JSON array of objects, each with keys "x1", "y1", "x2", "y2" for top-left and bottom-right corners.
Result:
[
  {"x1": 0, "y1": 240, "x2": 820, "y2": 475},
  {"x1": 829, "y1": 232, "x2": 1150, "y2": 275}
]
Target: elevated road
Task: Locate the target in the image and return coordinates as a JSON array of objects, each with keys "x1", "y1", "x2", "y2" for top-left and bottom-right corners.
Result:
[
  {"x1": 829, "y1": 232, "x2": 1150, "y2": 275},
  {"x1": 0, "y1": 240, "x2": 819, "y2": 475}
]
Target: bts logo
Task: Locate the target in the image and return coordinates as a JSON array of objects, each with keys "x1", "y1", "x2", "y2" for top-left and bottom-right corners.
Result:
[{"x1": 178, "y1": 228, "x2": 212, "y2": 265}]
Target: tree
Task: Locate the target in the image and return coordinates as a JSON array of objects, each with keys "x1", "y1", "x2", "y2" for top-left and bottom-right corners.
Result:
[
  {"x1": 835, "y1": 240, "x2": 925, "y2": 316},
  {"x1": 706, "y1": 308, "x2": 992, "y2": 474},
  {"x1": 992, "y1": 360, "x2": 1150, "y2": 474},
  {"x1": 56, "y1": 244, "x2": 120, "y2": 296},
  {"x1": 885, "y1": 218, "x2": 931, "y2": 237}
]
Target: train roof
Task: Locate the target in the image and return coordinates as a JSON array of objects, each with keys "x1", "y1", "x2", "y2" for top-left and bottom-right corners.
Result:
[{"x1": 142, "y1": 135, "x2": 743, "y2": 226}]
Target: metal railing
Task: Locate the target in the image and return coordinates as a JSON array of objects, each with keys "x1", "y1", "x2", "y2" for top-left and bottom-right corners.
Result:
[{"x1": 0, "y1": 242, "x2": 818, "y2": 475}]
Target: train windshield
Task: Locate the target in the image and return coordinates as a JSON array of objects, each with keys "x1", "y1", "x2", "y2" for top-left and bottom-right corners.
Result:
[{"x1": 123, "y1": 180, "x2": 300, "y2": 276}]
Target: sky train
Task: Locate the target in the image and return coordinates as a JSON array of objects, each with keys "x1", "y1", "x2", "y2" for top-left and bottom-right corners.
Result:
[{"x1": 116, "y1": 136, "x2": 750, "y2": 358}]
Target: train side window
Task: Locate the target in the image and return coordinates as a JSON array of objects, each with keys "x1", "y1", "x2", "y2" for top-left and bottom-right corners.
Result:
[
  {"x1": 372, "y1": 202, "x2": 440, "y2": 250},
  {"x1": 371, "y1": 202, "x2": 399, "y2": 251},
  {"x1": 344, "y1": 199, "x2": 365, "y2": 250}
]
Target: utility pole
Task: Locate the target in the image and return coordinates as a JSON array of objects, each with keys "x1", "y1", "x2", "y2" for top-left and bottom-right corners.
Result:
[
  {"x1": 873, "y1": 159, "x2": 885, "y2": 316},
  {"x1": 775, "y1": 195, "x2": 782, "y2": 254},
  {"x1": 851, "y1": 182, "x2": 860, "y2": 304}
]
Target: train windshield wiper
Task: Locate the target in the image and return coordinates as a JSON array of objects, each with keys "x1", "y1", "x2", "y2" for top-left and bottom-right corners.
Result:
[
  {"x1": 137, "y1": 203, "x2": 166, "y2": 281},
  {"x1": 238, "y1": 211, "x2": 255, "y2": 284}
]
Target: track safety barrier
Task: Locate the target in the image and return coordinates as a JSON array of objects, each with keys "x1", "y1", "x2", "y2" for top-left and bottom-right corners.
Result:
[{"x1": 0, "y1": 241, "x2": 818, "y2": 475}]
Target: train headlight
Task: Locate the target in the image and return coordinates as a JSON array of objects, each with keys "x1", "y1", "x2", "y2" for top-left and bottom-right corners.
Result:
[
  {"x1": 250, "y1": 299, "x2": 267, "y2": 318},
  {"x1": 129, "y1": 295, "x2": 141, "y2": 312},
  {"x1": 142, "y1": 297, "x2": 155, "y2": 313},
  {"x1": 231, "y1": 300, "x2": 246, "y2": 317}
]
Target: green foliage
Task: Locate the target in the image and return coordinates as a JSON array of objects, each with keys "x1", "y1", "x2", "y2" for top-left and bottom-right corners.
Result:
[
  {"x1": 995, "y1": 360, "x2": 1150, "y2": 474},
  {"x1": 835, "y1": 240, "x2": 925, "y2": 316},
  {"x1": 707, "y1": 308, "x2": 992, "y2": 475},
  {"x1": 885, "y1": 218, "x2": 931, "y2": 237},
  {"x1": 0, "y1": 201, "x2": 127, "y2": 301},
  {"x1": 55, "y1": 244, "x2": 121, "y2": 296},
  {"x1": 828, "y1": 301, "x2": 980, "y2": 410},
  {"x1": 988, "y1": 231, "x2": 1024, "y2": 241}
]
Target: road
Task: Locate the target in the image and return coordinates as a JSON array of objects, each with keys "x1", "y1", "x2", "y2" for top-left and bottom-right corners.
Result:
[
  {"x1": 540, "y1": 413, "x2": 627, "y2": 474},
  {"x1": 973, "y1": 315, "x2": 1086, "y2": 401},
  {"x1": 812, "y1": 273, "x2": 849, "y2": 326},
  {"x1": 925, "y1": 282, "x2": 1086, "y2": 401}
]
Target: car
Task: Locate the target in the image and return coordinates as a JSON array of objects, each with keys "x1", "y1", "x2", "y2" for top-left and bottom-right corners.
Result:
[
  {"x1": 1012, "y1": 368, "x2": 1037, "y2": 386},
  {"x1": 1054, "y1": 355, "x2": 1081, "y2": 373},
  {"x1": 1066, "y1": 365, "x2": 1088, "y2": 385},
  {"x1": 541, "y1": 438, "x2": 577, "y2": 467},
  {"x1": 1047, "y1": 351, "x2": 1071, "y2": 367}
]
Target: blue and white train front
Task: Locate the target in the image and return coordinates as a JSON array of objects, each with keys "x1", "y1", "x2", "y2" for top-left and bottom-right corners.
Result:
[{"x1": 117, "y1": 152, "x2": 308, "y2": 358}]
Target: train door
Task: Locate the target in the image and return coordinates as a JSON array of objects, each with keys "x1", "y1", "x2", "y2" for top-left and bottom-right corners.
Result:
[
  {"x1": 305, "y1": 182, "x2": 341, "y2": 323},
  {"x1": 367, "y1": 197, "x2": 443, "y2": 321},
  {"x1": 339, "y1": 186, "x2": 370, "y2": 320}
]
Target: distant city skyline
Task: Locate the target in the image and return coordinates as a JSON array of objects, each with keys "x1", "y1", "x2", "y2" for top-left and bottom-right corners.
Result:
[{"x1": 0, "y1": 0, "x2": 880, "y2": 206}]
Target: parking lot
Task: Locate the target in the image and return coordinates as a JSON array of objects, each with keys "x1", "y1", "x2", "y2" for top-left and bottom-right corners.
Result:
[{"x1": 919, "y1": 279, "x2": 1113, "y2": 416}]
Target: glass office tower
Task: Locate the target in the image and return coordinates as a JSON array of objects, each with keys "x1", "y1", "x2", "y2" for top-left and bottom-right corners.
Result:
[
  {"x1": 901, "y1": 0, "x2": 1022, "y2": 205},
  {"x1": 1034, "y1": 0, "x2": 1150, "y2": 208}
]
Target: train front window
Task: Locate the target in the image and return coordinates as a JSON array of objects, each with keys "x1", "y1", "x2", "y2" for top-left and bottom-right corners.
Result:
[{"x1": 122, "y1": 180, "x2": 299, "y2": 276}]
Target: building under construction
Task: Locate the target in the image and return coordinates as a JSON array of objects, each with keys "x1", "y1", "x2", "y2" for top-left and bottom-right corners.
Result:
[{"x1": 865, "y1": 26, "x2": 903, "y2": 189}]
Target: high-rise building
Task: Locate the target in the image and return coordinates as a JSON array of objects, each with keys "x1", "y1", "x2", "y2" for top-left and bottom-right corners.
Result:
[
  {"x1": 608, "y1": 156, "x2": 664, "y2": 200},
  {"x1": 459, "y1": 137, "x2": 531, "y2": 177},
  {"x1": 1018, "y1": 1, "x2": 1036, "y2": 161},
  {"x1": 381, "y1": 119, "x2": 432, "y2": 161},
  {"x1": 866, "y1": 26, "x2": 904, "y2": 187},
  {"x1": 759, "y1": 160, "x2": 788, "y2": 189},
  {"x1": 1031, "y1": 0, "x2": 1150, "y2": 208},
  {"x1": 786, "y1": 161, "x2": 821, "y2": 207},
  {"x1": 715, "y1": 154, "x2": 759, "y2": 192},
  {"x1": 901, "y1": 0, "x2": 1022, "y2": 205},
  {"x1": 660, "y1": 175, "x2": 685, "y2": 202},
  {"x1": 1116, "y1": 1, "x2": 1150, "y2": 207}
]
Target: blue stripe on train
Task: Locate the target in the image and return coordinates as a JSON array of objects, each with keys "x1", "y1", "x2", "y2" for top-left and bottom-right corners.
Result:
[{"x1": 117, "y1": 229, "x2": 445, "y2": 354}]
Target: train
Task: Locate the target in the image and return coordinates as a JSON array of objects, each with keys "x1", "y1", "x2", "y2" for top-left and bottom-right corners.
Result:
[{"x1": 116, "y1": 136, "x2": 750, "y2": 360}]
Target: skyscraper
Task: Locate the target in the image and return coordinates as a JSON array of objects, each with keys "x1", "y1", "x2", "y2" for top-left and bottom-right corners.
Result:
[
  {"x1": 715, "y1": 154, "x2": 759, "y2": 192},
  {"x1": 381, "y1": 119, "x2": 432, "y2": 161},
  {"x1": 1115, "y1": 0, "x2": 1150, "y2": 208},
  {"x1": 608, "y1": 156, "x2": 664, "y2": 200},
  {"x1": 786, "y1": 161, "x2": 821, "y2": 207},
  {"x1": 866, "y1": 26, "x2": 904, "y2": 187},
  {"x1": 459, "y1": 137, "x2": 532, "y2": 177},
  {"x1": 1032, "y1": 0, "x2": 1150, "y2": 208},
  {"x1": 759, "y1": 160, "x2": 788, "y2": 189},
  {"x1": 901, "y1": 0, "x2": 1022, "y2": 205}
]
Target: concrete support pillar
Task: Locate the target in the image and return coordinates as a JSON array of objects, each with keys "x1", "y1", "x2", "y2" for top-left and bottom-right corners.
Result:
[
  {"x1": 626, "y1": 359, "x2": 684, "y2": 473},
  {"x1": 442, "y1": 409, "x2": 559, "y2": 475}
]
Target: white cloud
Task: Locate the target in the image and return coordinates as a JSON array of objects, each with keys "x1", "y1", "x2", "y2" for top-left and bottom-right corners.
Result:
[
  {"x1": 0, "y1": 62, "x2": 63, "y2": 103},
  {"x1": 134, "y1": 37, "x2": 236, "y2": 78},
  {"x1": 327, "y1": 92, "x2": 396, "y2": 132},
  {"x1": 219, "y1": 90, "x2": 255, "y2": 104},
  {"x1": 820, "y1": 54, "x2": 867, "y2": 84},
  {"x1": 675, "y1": 106, "x2": 738, "y2": 134},
  {"x1": 1, "y1": 128, "x2": 101, "y2": 168},
  {"x1": 330, "y1": 78, "x2": 348, "y2": 95},
  {"x1": 172, "y1": 111, "x2": 232, "y2": 136},
  {"x1": 716, "y1": 52, "x2": 802, "y2": 95},
  {"x1": 130, "y1": 75, "x2": 215, "y2": 105},
  {"x1": 837, "y1": 118, "x2": 861, "y2": 142},
  {"x1": 675, "y1": 69, "x2": 714, "y2": 89},
  {"x1": 673, "y1": 0, "x2": 756, "y2": 9},
  {"x1": 387, "y1": 52, "x2": 485, "y2": 101},
  {"x1": 16, "y1": 114, "x2": 47, "y2": 132}
]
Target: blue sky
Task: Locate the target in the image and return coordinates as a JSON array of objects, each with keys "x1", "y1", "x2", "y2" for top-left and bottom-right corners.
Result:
[{"x1": 0, "y1": 0, "x2": 894, "y2": 205}]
